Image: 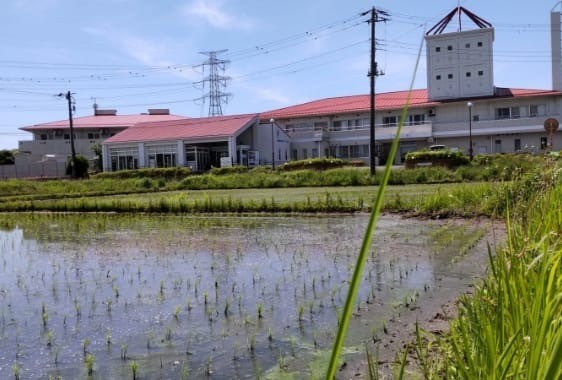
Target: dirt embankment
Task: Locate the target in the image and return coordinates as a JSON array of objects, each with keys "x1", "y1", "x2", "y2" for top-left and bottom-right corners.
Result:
[{"x1": 338, "y1": 218, "x2": 505, "y2": 379}]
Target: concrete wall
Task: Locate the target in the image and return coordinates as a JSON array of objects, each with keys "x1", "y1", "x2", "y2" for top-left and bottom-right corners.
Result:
[
  {"x1": 426, "y1": 28, "x2": 494, "y2": 100},
  {"x1": 0, "y1": 161, "x2": 67, "y2": 179}
]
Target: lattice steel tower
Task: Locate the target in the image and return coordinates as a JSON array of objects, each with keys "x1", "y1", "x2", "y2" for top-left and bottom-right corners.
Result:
[{"x1": 193, "y1": 50, "x2": 231, "y2": 116}]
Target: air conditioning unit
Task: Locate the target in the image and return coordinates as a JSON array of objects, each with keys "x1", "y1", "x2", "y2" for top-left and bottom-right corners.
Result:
[{"x1": 428, "y1": 109, "x2": 436, "y2": 117}]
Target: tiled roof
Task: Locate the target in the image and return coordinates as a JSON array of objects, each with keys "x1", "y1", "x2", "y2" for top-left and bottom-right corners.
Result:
[
  {"x1": 104, "y1": 114, "x2": 259, "y2": 144},
  {"x1": 261, "y1": 88, "x2": 562, "y2": 120},
  {"x1": 20, "y1": 113, "x2": 186, "y2": 131}
]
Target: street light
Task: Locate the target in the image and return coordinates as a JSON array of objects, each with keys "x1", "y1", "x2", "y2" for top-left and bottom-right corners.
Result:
[
  {"x1": 467, "y1": 102, "x2": 473, "y2": 161},
  {"x1": 270, "y1": 118, "x2": 275, "y2": 170}
]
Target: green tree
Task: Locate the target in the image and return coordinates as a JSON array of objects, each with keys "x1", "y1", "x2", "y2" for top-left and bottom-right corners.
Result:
[
  {"x1": 66, "y1": 155, "x2": 89, "y2": 178},
  {"x1": 91, "y1": 143, "x2": 103, "y2": 172},
  {"x1": 0, "y1": 150, "x2": 15, "y2": 165}
]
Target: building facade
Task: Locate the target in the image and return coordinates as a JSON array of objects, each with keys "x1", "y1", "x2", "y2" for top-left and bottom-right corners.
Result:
[{"x1": 101, "y1": 114, "x2": 290, "y2": 172}]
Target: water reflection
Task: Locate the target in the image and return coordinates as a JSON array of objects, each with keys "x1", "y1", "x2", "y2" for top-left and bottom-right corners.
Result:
[{"x1": 0, "y1": 214, "x2": 488, "y2": 379}]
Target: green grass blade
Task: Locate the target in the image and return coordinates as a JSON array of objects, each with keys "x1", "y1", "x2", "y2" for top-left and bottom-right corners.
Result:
[{"x1": 325, "y1": 33, "x2": 425, "y2": 380}]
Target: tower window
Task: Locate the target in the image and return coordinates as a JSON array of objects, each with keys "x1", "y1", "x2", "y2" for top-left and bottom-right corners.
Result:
[
  {"x1": 466, "y1": 72, "x2": 471, "y2": 77},
  {"x1": 477, "y1": 41, "x2": 483, "y2": 47},
  {"x1": 436, "y1": 75, "x2": 441, "y2": 80},
  {"x1": 447, "y1": 45, "x2": 453, "y2": 51},
  {"x1": 465, "y1": 43, "x2": 471, "y2": 48},
  {"x1": 435, "y1": 46, "x2": 441, "y2": 52},
  {"x1": 448, "y1": 73, "x2": 453, "y2": 79},
  {"x1": 478, "y1": 70, "x2": 484, "y2": 76}
]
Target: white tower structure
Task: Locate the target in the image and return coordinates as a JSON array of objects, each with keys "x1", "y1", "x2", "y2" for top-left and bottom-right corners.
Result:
[
  {"x1": 425, "y1": 7, "x2": 495, "y2": 101},
  {"x1": 551, "y1": 2, "x2": 562, "y2": 91}
]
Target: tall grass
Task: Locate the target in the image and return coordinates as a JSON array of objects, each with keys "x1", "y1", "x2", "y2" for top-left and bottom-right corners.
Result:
[{"x1": 325, "y1": 32, "x2": 425, "y2": 379}]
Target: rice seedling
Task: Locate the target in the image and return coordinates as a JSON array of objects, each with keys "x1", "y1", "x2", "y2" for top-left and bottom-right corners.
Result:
[
  {"x1": 120, "y1": 344, "x2": 128, "y2": 360},
  {"x1": 82, "y1": 338, "x2": 90, "y2": 356},
  {"x1": 257, "y1": 303, "x2": 263, "y2": 319},
  {"x1": 12, "y1": 362, "x2": 20, "y2": 380},
  {"x1": 46, "y1": 330, "x2": 55, "y2": 347},
  {"x1": 130, "y1": 360, "x2": 139, "y2": 380},
  {"x1": 173, "y1": 305, "x2": 181, "y2": 320},
  {"x1": 41, "y1": 302, "x2": 48, "y2": 327},
  {"x1": 84, "y1": 353, "x2": 95, "y2": 376},
  {"x1": 106, "y1": 330, "x2": 111, "y2": 346}
]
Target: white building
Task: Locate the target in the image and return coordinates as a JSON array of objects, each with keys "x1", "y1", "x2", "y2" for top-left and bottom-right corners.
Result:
[
  {"x1": 3, "y1": 109, "x2": 185, "y2": 178},
  {"x1": 261, "y1": 6, "x2": 562, "y2": 165},
  {"x1": 102, "y1": 114, "x2": 290, "y2": 172}
]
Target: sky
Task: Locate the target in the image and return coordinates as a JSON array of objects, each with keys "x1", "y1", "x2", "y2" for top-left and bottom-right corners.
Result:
[{"x1": 0, "y1": 0, "x2": 559, "y2": 149}]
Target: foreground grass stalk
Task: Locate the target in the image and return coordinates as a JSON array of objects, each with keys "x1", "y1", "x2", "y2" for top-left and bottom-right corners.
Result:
[{"x1": 325, "y1": 34, "x2": 424, "y2": 380}]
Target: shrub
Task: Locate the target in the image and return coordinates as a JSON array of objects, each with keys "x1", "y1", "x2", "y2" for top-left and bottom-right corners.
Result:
[
  {"x1": 281, "y1": 158, "x2": 347, "y2": 171},
  {"x1": 93, "y1": 167, "x2": 191, "y2": 180},
  {"x1": 66, "y1": 155, "x2": 89, "y2": 178},
  {"x1": 209, "y1": 165, "x2": 249, "y2": 175},
  {"x1": 405, "y1": 149, "x2": 469, "y2": 169}
]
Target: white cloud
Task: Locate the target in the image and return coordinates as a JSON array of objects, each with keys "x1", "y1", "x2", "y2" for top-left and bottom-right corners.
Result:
[
  {"x1": 81, "y1": 27, "x2": 200, "y2": 81},
  {"x1": 182, "y1": 0, "x2": 253, "y2": 31},
  {"x1": 255, "y1": 87, "x2": 291, "y2": 105}
]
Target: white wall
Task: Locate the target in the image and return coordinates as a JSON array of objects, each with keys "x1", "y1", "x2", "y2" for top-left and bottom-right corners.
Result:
[{"x1": 426, "y1": 28, "x2": 494, "y2": 100}]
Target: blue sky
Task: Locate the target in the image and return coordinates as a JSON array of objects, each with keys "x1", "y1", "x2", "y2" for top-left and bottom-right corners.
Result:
[{"x1": 0, "y1": 0, "x2": 558, "y2": 149}]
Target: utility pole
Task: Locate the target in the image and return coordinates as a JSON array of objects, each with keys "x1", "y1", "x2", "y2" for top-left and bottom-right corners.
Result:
[
  {"x1": 364, "y1": 7, "x2": 389, "y2": 175},
  {"x1": 58, "y1": 91, "x2": 77, "y2": 178},
  {"x1": 193, "y1": 50, "x2": 232, "y2": 116}
]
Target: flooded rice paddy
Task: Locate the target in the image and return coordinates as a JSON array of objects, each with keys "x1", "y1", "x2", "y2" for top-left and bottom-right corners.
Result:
[{"x1": 0, "y1": 213, "x2": 490, "y2": 379}]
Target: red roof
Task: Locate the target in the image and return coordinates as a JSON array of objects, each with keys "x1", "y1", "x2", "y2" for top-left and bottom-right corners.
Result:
[
  {"x1": 104, "y1": 114, "x2": 259, "y2": 144},
  {"x1": 261, "y1": 88, "x2": 562, "y2": 120},
  {"x1": 21, "y1": 113, "x2": 186, "y2": 131}
]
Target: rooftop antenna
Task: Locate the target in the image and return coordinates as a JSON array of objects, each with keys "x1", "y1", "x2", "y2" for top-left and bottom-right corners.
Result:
[{"x1": 91, "y1": 97, "x2": 98, "y2": 114}]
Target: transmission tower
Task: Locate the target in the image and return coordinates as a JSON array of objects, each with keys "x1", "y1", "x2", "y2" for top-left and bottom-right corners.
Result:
[{"x1": 193, "y1": 50, "x2": 231, "y2": 116}]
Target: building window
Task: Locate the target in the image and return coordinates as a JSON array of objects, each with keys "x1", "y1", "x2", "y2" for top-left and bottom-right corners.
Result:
[
  {"x1": 314, "y1": 121, "x2": 328, "y2": 131},
  {"x1": 110, "y1": 147, "x2": 139, "y2": 171},
  {"x1": 495, "y1": 107, "x2": 511, "y2": 120},
  {"x1": 146, "y1": 144, "x2": 177, "y2": 168},
  {"x1": 529, "y1": 105, "x2": 539, "y2": 117},
  {"x1": 447, "y1": 45, "x2": 453, "y2": 51},
  {"x1": 310, "y1": 148, "x2": 317, "y2": 158},
  {"x1": 448, "y1": 73, "x2": 453, "y2": 79},
  {"x1": 382, "y1": 116, "x2": 397, "y2": 126},
  {"x1": 64, "y1": 134, "x2": 70, "y2": 140},
  {"x1": 291, "y1": 149, "x2": 298, "y2": 160},
  {"x1": 514, "y1": 139, "x2": 521, "y2": 152},
  {"x1": 435, "y1": 46, "x2": 441, "y2": 52},
  {"x1": 495, "y1": 139, "x2": 502, "y2": 153},
  {"x1": 302, "y1": 148, "x2": 308, "y2": 159},
  {"x1": 87, "y1": 133, "x2": 100, "y2": 140},
  {"x1": 361, "y1": 144, "x2": 370, "y2": 157},
  {"x1": 511, "y1": 107, "x2": 520, "y2": 119},
  {"x1": 466, "y1": 72, "x2": 471, "y2": 77},
  {"x1": 541, "y1": 137, "x2": 548, "y2": 150},
  {"x1": 40, "y1": 134, "x2": 48, "y2": 140},
  {"x1": 332, "y1": 121, "x2": 342, "y2": 131},
  {"x1": 408, "y1": 114, "x2": 425, "y2": 125},
  {"x1": 477, "y1": 41, "x2": 483, "y2": 47},
  {"x1": 465, "y1": 43, "x2": 471, "y2": 48},
  {"x1": 473, "y1": 115, "x2": 480, "y2": 122},
  {"x1": 478, "y1": 70, "x2": 484, "y2": 76},
  {"x1": 436, "y1": 75, "x2": 441, "y2": 80}
]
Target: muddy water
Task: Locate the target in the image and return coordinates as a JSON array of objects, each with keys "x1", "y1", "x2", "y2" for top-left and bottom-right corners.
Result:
[{"x1": 0, "y1": 214, "x2": 490, "y2": 379}]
